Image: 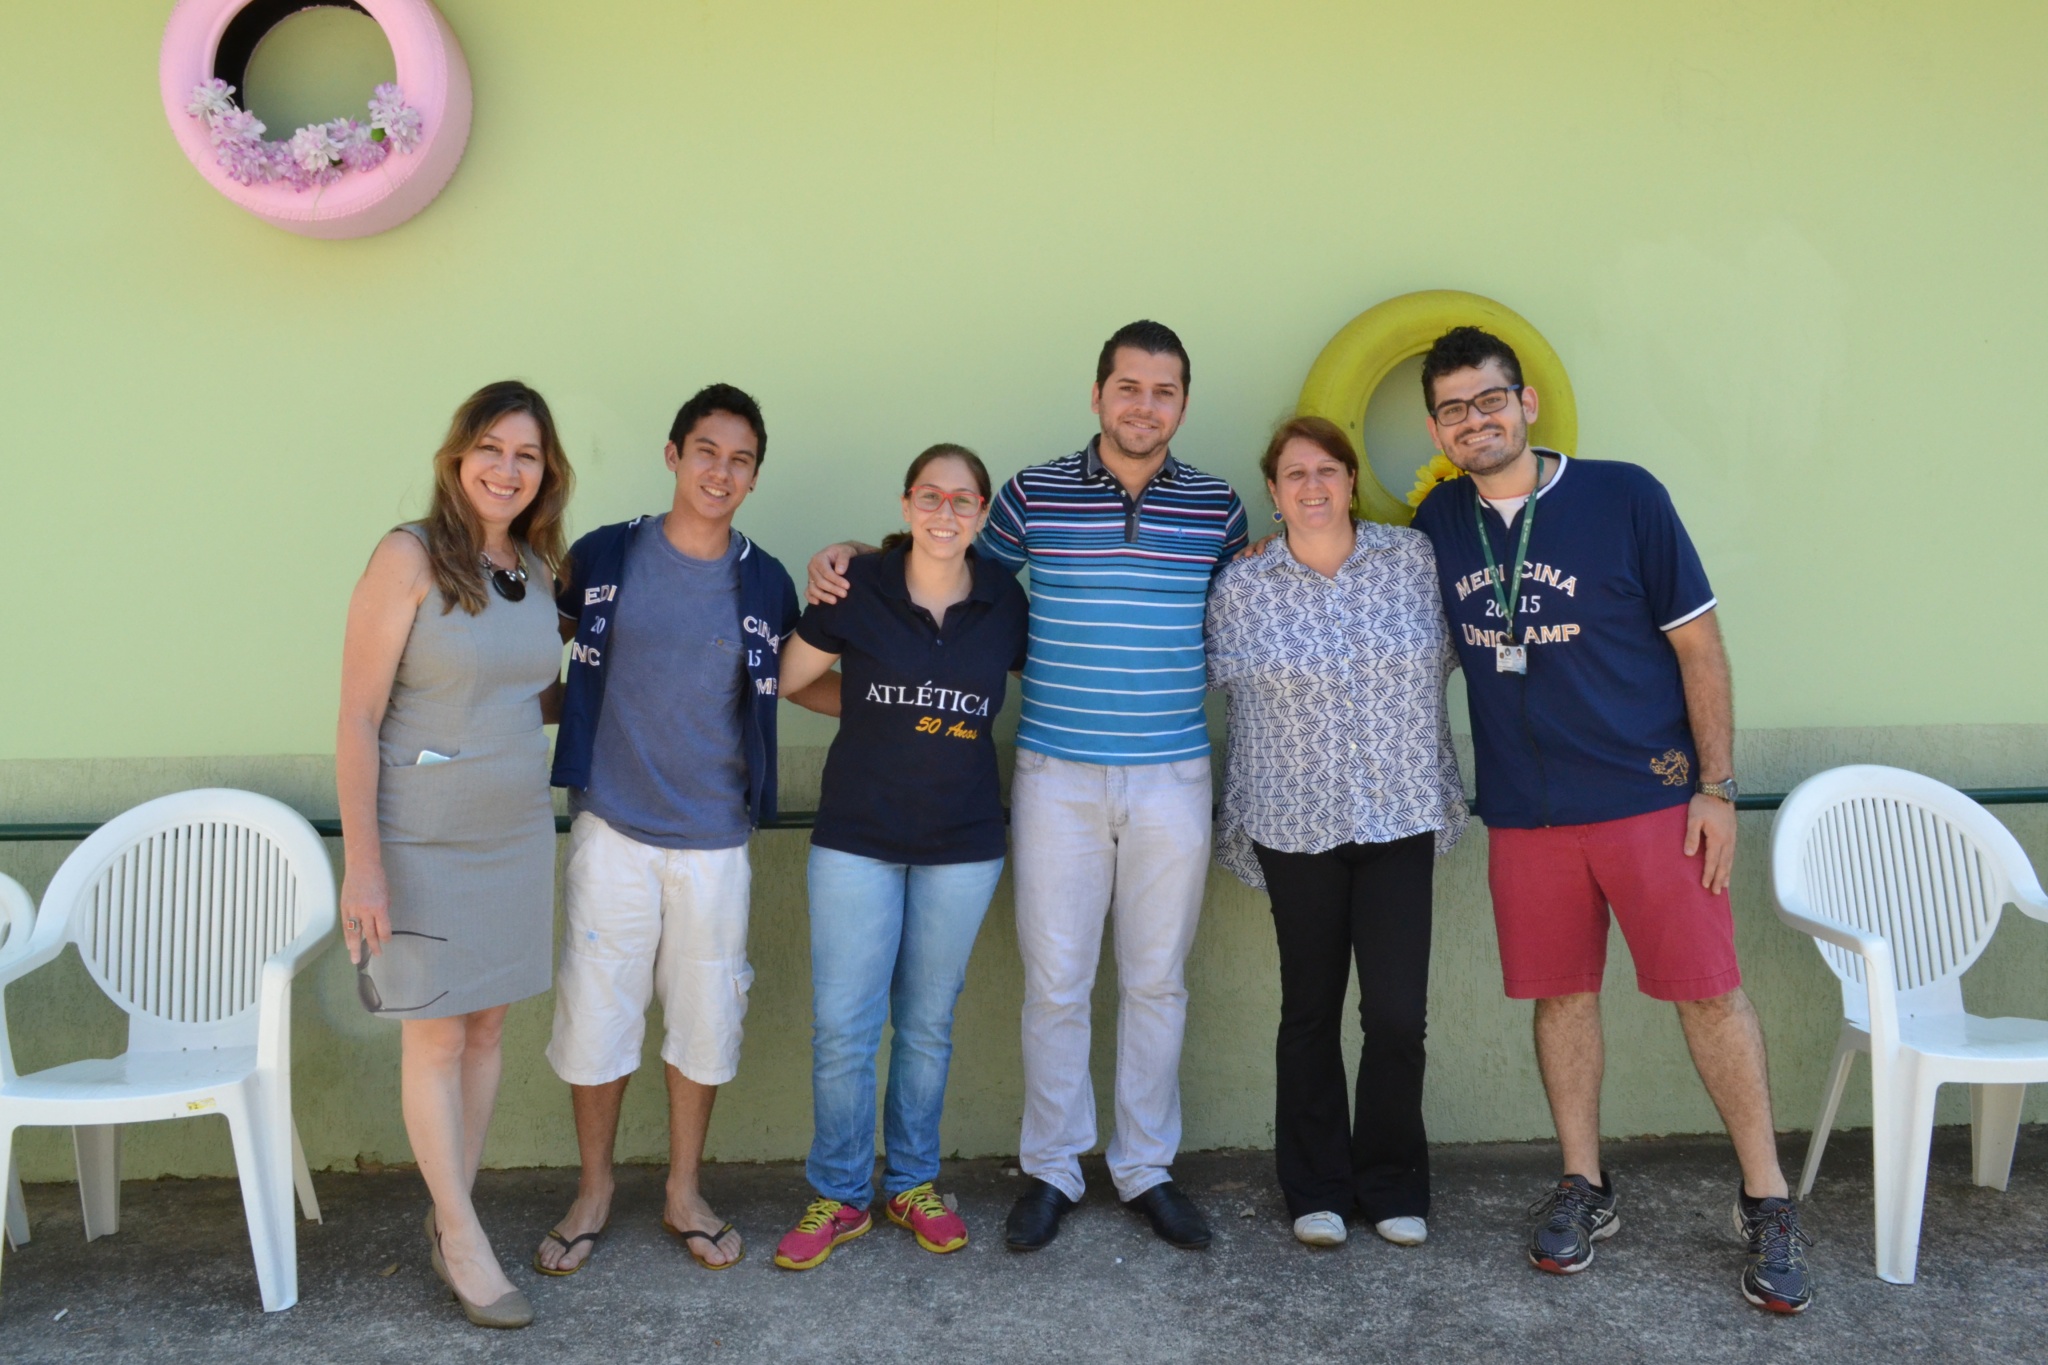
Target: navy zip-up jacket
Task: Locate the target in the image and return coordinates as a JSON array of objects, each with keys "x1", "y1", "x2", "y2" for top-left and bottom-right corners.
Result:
[{"x1": 551, "y1": 516, "x2": 801, "y2": 828}]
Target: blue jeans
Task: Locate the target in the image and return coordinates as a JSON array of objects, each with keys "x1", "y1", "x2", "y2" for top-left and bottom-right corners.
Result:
[{"x1": 805, "y1": 844, "x2": 1004, "y2": 1204}]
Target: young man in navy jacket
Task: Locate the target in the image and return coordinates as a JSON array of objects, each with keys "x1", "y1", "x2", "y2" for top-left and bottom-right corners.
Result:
[
  {"x1": 1408, "y1": 327, "x2": 1811, "y2": 1313},
  {"x1": 535, "y1": 385, "x2": 838, "y2": 1273}
]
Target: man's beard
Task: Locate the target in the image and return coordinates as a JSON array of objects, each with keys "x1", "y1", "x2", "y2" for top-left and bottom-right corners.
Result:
[
  {"x1": 1450, "y1": 423, "x2": 1527, "y2": 475},
  {"x1": 1104, "y1": 424, "x2": 1170, "y2": 462}
]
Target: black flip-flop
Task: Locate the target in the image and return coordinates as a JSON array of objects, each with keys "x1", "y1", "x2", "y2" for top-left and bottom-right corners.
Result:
[
  {"x1": 662, "y1": 1218, "x2": 745, "y2": 1270},
  {"x1": 532, "y1": 1224, "x2": 607, "y2": 1277}
]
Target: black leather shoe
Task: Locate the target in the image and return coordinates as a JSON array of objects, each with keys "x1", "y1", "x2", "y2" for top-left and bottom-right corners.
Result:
[
  {"x1": 1004, "y1": 1178, "x2": 1076, "y2": 1251},
  {"x1": 1124, "y1": 1180, "x2": 1211, "y2": 1249}
]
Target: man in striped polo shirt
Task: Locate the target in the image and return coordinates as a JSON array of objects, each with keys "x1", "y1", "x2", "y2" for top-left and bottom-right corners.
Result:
[{"x1": 807, "y1": 321, "x2": 1247, "y2": 1251}]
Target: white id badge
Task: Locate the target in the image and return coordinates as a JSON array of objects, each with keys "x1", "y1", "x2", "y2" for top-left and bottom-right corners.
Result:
[
  {"x1": 415, "y1": 749, "x2": 453, "y2": 765},
  {"x1": 1495, "y1": 645, "x2": 1527, "y2": 674}
]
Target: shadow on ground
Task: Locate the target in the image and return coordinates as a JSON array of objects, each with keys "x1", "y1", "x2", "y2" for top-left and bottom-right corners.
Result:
[{"x1": 2, "y1": 1127, "x2": 2044, "y2": 1363}]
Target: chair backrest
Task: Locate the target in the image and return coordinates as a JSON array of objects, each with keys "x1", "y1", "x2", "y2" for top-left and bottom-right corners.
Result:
[
  {"x1": 1771, "y1": 765, "x2": 2029, "y2": 1025},
  {"x1": 33, "y1": 789, "x2": 336, "y2": 1051}
]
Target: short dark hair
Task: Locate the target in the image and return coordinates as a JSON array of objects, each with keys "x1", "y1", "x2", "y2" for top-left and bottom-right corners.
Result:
[
  {"x1": 1259, "y1": 414, "x2": 1358, "y2": 487},
  {"x1": 669, "y1": 383, "x2": 767, "y2": 466},
  {"x1": 1420, "y1": 326, "x2": 1523, "y2": 410},
  {"x1": 1096, "y1": 320, "x2": 1190, "y2": 391}
]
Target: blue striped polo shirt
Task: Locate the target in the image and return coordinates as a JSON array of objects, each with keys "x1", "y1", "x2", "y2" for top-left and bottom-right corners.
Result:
[{"x1": 977, "y1": 438, "x2": 1248, "y2": 765}]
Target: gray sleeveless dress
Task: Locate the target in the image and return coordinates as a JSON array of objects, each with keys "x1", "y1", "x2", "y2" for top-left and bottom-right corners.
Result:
[{"x1": 366, "y1": 524, "x2": 560, "y2": 1018}]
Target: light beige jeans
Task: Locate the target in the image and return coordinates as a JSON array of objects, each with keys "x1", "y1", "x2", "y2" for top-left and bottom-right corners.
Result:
[{"x1": 1011, "y1": 749, "x2": 1213, "y2": 1201}]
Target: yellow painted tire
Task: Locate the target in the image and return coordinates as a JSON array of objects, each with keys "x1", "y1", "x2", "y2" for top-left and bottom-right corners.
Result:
[{"x1": 1295, "y1": 290, "x2": 1577, "y2": 525}]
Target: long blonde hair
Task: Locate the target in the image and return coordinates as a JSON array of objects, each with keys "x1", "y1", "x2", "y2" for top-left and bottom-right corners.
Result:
[{"x1": 421, "y1": 381, "x2": 574, "y2": 614}]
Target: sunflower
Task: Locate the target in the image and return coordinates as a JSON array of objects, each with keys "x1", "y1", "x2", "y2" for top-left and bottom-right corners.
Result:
[{"x1": 1406, "y1": 452, "x2": 1465, "y2": 509}]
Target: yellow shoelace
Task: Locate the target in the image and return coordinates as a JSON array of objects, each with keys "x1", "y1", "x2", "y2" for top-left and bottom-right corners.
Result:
[
  {"x1": 895, "y1": 1182, "x2": 948, "y2": 1219},
  {"x1": 795, "y1": 1198, "x2": 846, "y2": 1233}
]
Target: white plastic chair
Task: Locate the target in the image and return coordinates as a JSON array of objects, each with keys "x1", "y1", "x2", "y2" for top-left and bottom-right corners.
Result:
[
  {"x1": 1771, "y1": 764, "x2": 2048, "y2": 1284},
  {"x1": 0, "y1": 790, "x2": 336, "y2": 1311},
  {"x1": 0, "y1": 874, "x2": 32, "y2": 1251}
]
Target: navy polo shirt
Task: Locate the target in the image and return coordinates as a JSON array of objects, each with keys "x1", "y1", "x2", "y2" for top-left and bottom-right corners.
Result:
[
  {"x1": 1409, "y1": 453, "x2": 1717, "y2": 830},
  {"x1": 796, "y1": 544, "x2": 1029, "y2": 864}
]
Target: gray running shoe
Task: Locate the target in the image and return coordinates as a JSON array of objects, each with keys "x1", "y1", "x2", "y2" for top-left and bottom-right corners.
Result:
[
  {"x1": 1526, "y1": 1173, "x2": 1620, "y2": 1273},
  {"x1": 1734, "y1": 1194, "x2": 1814, "y2": 1314}
]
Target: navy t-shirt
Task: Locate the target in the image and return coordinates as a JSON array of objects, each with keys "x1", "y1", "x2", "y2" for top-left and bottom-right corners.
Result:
[
  {"x1": 1409, "y1": 453, "x2": 1716, "y2": 830},
  {"x1": 796, "y1": 544, "x2": 1029, "y2": 864}
]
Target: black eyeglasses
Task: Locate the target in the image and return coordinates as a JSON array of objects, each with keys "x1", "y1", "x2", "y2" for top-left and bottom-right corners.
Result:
[
  {"x1": 480, "y1": 553, "x2": 528, "y2": 602},
  {"x1": 356, "y1": 930, "x2": 450, "y2": 1014},
  {"x1": 1431, "y1": 385, "x2": 1523, "y2": 427}
]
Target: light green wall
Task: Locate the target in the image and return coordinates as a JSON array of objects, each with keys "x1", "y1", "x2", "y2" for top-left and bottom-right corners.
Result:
[
  {"x1": 4, "y1": 1, "x2": 2045, "y2": 756},
  {"x1": 3, "y1": 3, "x2": 2046, "y2": 1177}
]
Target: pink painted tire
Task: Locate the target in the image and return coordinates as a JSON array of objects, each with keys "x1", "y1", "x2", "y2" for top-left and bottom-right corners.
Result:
[{"x1": 160, "y1": 0, "x2": 471, "y2": 239}]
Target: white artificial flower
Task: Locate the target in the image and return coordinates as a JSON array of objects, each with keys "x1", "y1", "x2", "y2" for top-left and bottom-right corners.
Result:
[
  {"x1": 215, "y1": 107, "x2": 266, "y2": 144},
  {"x1": 288, "y1": 124, "x2": 338, "y2": 172},
  {"x1": 185, "y1": 78, "x2": 237, "y2": 121},
  {"x1": 367, "y1": 82, "x2": 424, "y2": 152}
]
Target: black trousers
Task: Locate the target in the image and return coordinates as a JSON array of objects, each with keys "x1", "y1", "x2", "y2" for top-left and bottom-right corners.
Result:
[{"x1": 1253, "y1": 833, "x2": 1434, "y2": 1221}]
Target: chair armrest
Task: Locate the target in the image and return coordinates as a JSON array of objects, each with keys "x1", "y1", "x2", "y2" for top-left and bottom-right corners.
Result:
[
  {"x1": 255, "y1": 959, "x2": 295, "y2": 1074},
  {"x1": 1774, "y1": 899, "x2": 1902, "y2": 1052},
  {"x1": 2010, "y1": 864, "x2": 2048, "y2": 925},
  {"x1": 253, "y1": 924, "x2": 334, "y2": 1074},
  {"x1": 0, "y1": 874, "x2": 32, "y2": 954},
  {"x1": 271, "y1": 921, "x2": 338, "y2": 975},
  {"x1": 1773, "y1": 901, "x2": 1886, "y2": 958}
]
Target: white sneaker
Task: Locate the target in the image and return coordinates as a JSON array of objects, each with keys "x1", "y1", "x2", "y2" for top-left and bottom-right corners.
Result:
[
  {"x1": 1374, "y1": 1216, "x2": 1428, "y2": 1246},
  {"x1": 1292, "y1": 1211, "x2": 1347, "y2": 1246}
]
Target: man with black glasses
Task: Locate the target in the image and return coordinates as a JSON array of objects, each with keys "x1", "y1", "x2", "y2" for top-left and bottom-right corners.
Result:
[{"x1": 1407, "y1": 326, "x2": 1813, "y2": 1313}]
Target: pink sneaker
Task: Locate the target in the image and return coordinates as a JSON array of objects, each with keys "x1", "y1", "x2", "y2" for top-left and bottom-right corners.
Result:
[
  {"x1": 885, "y1": 1182, "x2": 969, "y2": 1254},
  {"x1": 773, "y1": 1197, "x2": 872, "y2": 1270}
]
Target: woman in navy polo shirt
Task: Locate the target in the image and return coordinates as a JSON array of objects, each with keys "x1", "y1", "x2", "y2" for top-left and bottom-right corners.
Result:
[{"x1": 771, "y1": 444, "x2": 1028, "y2": 1271}]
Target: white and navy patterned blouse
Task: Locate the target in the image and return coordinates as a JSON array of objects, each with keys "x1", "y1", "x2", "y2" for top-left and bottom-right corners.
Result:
[{"x1": 1206, "y1": 520, "x2": 1468, "y2": 889}]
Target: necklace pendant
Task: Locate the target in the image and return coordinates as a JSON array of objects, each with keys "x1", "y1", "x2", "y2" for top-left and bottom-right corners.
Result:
[{"x1": 480, "y1": 548, "x2": 528, "y2": 602}]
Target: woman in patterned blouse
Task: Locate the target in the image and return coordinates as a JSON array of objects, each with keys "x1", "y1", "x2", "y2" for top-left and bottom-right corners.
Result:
[{"x1": 1206, "y1": 415, "x2": 1467, "y2": 1251}]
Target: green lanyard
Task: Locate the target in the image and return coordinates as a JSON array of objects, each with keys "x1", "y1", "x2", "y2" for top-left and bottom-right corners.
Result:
[{"x1": 1472, "y1": 456, "x2": 1543, "y2": 647}]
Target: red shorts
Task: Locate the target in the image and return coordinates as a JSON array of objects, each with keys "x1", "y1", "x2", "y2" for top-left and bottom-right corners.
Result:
[{"x1": 1486, "y1": 803, "x2": 1740, "y2": 1003}]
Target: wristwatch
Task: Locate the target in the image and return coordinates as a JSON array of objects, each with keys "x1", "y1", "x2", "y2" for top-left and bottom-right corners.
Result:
[{"x1": 1695, "y1": 776, "x2": 1739, "y2": 804}]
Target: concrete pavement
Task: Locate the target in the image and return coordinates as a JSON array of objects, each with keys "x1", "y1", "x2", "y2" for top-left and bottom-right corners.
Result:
[{"x1": 1, "y1": 1127, "x2": 2044, "y2": 1363}]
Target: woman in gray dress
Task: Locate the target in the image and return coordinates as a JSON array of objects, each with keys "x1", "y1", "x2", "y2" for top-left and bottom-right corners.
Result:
[{"x1": 337, "y1": 381, "x2": 574, "y2": 1329}]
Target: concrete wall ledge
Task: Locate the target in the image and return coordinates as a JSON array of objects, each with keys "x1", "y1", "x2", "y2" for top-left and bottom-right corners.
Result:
[{"x1": 2, "y1": 723, "x2": 2044, "y2": 1181}]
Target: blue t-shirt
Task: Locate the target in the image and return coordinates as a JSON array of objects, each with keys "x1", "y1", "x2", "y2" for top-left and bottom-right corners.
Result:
[
  {"x1": 576, "y1": 520, "x2": 751, "y2": 850},
  {"x1": 975, "y1": 440, "x2": 1248, "y2": 766},
  {"x1": 1409, "y1": 453, "x2": 1716, "y2": 830},
  {"x1": 795, "y1": 544, "x2": 1028, "y2": 864}
]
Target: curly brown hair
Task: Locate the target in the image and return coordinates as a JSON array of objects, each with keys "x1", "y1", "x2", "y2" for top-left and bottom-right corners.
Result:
[{"x1": 421, "y1": 381, "x2": 574, "y2": 615}]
